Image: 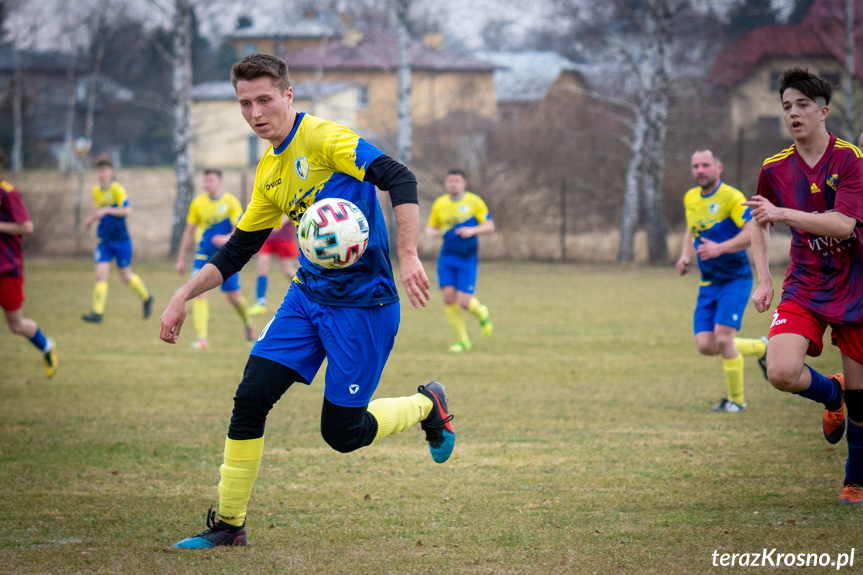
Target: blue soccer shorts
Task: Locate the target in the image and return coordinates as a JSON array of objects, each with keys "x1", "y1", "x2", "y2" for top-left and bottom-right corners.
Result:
[
  {"x1": 693, "y1": 275, "x2": 753, "y2": 334},
  {"x1": 94, "y1": 240, "x2": 133, "y2": 268},
  {"x1": 437, "y1": 253, "x2": 478, "y2": 294},
  {"x1": 250, "y1": 286, "x2": 400, "y2": 408},
  {"x1": 193, "y1": 255, "x2": 240, "y2": 292}
]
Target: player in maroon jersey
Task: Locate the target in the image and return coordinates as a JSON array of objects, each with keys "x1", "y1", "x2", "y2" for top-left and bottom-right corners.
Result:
[
  {"x1": 0, "y1": 150, "x2": 57, "y2": 377},
  {"x1": 745, "y1": 67, "x2": 863, "y2": 505}
]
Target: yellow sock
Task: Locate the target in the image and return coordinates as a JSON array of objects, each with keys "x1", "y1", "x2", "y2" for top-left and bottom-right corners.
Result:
[
  {"x1": 218, "y1": 436, "x2": 264, "y2": 527},
  {"x1": 128, "y1": 273, "x2": 150, "y2": 301},
  {"x1": 367, "y1": 393, "x2": 432, "y2": 443},
  {"x1": 234, "y1": 296, "x2": 252, "y2": 326},
  {"x1": 193, "y1": 298, "x2": 209, "y2": 340},
  {"x1": 735, "y1": 337, "x2": 766, "y2": 357},
  {"x1": 444, "y1": 303, "x2": 468, "y2": 343},
  {"x1": 92, "y1": 281, "x2": 108, "y2": 314},
  {"x1": 467, "y1": 297, "x2": 483, "y2": 319},
  {"x1": 723, "y1": 354, "x2": 745, "y2": 405}
]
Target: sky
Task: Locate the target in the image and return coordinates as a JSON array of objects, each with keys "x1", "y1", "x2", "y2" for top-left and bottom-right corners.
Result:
[{"x1": 10, "y1": 0, "x2": 797, "y2": 52}]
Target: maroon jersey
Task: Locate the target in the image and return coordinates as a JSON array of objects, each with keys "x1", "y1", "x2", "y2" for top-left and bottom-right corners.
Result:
[
  {"x1": 265, "y1": 216, "x2": 297, "y2": 244},
  {"x1": 0, "y1": 179, "x2": 30, "y2": 279},
  {"x1": 756, "y1": 135, "x2": 863, "y2": 325}
]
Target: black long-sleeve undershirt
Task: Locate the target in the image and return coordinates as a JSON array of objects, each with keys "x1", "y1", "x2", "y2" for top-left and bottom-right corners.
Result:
[{"x1": 208, "y1": 154, "x2": 417, "y2": 282}]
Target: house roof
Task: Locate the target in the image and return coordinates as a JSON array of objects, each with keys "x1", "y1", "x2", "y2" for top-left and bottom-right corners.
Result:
[
  {"x1": 280, "y1": 29, "x2": 495, "y2": 73},
  {"x1": 471, "y1": 51, "x2": 583, "y2": 103},
  {"x1": 191, "y1": 81, "x2": 355, "y2": 101},
  {"x1": 711, "y1": 0, "x2": 863, "y2": 88}
]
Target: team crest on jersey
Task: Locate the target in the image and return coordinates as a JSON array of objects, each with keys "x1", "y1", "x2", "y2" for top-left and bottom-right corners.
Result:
[
  {"x1": 810, "y1": 182, "x2": 821, "y2": 194},
  {"x1": 827, "y1": 174, "x2": 839, "y2": 191},
  {"x1": 218, "y1": 204, "x2": 227, "y2": 213},
  {"x1": 709, "y1": 202, "x2": 719, "y2": 215},
  {"x1": 295, "y1": 157, "x2": 309, "y2": 181}
]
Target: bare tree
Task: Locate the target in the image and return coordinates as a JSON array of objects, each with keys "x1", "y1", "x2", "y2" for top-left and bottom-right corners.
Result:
[
  {"x1": 169, "y1": 0, "x2": 195, "y2": 256},
  {"x1": 841, "y1": 0, "x2": 855, "y2": 142}
]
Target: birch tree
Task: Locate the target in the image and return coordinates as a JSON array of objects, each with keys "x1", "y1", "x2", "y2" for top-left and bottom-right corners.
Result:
[{"x1": 169, "y1": 0, "x2": 195, "y2": 256}]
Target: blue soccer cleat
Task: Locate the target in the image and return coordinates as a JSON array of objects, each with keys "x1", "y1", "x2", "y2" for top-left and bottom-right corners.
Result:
[
  {"x1": 174, "y1": 508, "x2": 246, "y2": 549},
  {"x1": 418, "y1": 382, "x2": 455, "y2": 463}
]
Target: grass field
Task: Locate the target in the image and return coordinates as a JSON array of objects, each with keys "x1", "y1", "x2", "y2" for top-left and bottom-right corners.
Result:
[{"x1": 0, "y1": 259, "x2": 858, "y2": 574}]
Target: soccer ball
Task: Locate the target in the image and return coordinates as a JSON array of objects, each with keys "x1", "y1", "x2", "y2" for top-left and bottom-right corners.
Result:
[{"x1": 298, "y1": 198, "x2": 370, "y2": 269}]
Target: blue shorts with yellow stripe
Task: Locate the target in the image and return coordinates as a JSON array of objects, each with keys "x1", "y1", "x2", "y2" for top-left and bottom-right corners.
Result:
[
  {"x1": 437, "y1": 252, "x2": 478, "y2": 294},
  {"x1": 693, "y1": 275, "x2": 752, "y2": 333},
  {"x1": 250, "y1": 286, "x2": 400, "y2": 408}
]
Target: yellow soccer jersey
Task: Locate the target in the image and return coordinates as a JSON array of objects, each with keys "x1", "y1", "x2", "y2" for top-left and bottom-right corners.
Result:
[
  {"x1": 428, "y1": 192, "x2": 491, "y2": 258},
  {"x1": 187, "y1": 192, "x2": 243, "y2": 257},
  {"x1": 91, "y1": 181, "x2": 129, "y2": 242},
  {"x1": 683, "y1": 181, "x2": 752, "y2": 284},
  {"x1": 237, "y1": 112, "x2": 395, "y2": 307}
]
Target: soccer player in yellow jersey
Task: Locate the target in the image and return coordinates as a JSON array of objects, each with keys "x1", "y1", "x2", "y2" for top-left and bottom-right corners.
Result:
[
  {"x1": 82, "y1": 154, "x2": 153, "y2": 323},
  {"x1": 426, "y1": 170, "x2": 495, "y2": 352},
  {"x1": 160, "y1": 54, "x2": 453, "y2": 548},
  {"x1": 175, "y1": 169, "x2": 255, "y2": 349},
  {"x1": 676, "y1": 149, "x2": 767, "y2": 413}
]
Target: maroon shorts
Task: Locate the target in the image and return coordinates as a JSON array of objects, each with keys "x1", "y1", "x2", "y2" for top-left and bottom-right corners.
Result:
[
  {"x1": 769, "y1": 299, "x2": 863, "y2": 364},
  {"x1": 260, "y1": 240, "x2": 299, "y2": 259},
  {"x1": 0, "y1": 276, "x2": 24, "y2": 312}
]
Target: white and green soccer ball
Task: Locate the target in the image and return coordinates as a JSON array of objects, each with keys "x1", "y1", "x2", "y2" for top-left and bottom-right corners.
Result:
[{"x1": 298, "y1": 198, "x2": 370, "y2": 269}]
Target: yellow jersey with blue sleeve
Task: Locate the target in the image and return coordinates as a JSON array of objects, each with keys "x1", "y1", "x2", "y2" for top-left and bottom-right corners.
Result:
[
  {"x1": 683, "y1": 181, "x2": 752, "y2": 285},
  {"x1": 187, "y1": 192, "x2": 243, "y2": 259},
  {"x1": 237, "y1": 113, "x2": 394, "y2": 308},
  {"x1": 427, "y1": 192, "x2": 491, "y2": 259},
  {"x1": 92, "y1": 181, "x2": 130, "y2": 242}
]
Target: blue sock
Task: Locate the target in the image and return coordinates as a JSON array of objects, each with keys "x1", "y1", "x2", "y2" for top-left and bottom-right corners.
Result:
[
  {"x1": 846, "y1": 421, "x2": 863, "y2": 485},
  {"x1": 29, "y1": 327, "x2": 48, "y2": 352},
  {"x1": 256, "y1": 276, "x2": 268, "y2": 305},
  {"x1": 796, "y1": 366, "x2": 841, "y2": 408}
]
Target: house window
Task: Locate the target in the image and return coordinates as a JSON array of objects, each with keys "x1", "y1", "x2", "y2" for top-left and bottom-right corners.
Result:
[
  {"x1": 822, "y1": 72, "x2": 840, "y2": 88},
  {"x1": 769, "y1": 72, "x2": 781, "y2": 91},
  {"x1": 357, "y1": 86, "x2": 369, "y2": 109},
  {"x1": 757, "y1": 116, "x2": 781, "y2": 138},
  {"x1": 243, "y1": 42, "x2": 258, "y2": 56}
]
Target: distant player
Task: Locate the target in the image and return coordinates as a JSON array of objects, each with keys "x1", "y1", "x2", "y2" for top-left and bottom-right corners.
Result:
[
  {"x1": 82, "y1": 154, "x2": 154, "y2": 323},
  {"x1": 175, "y1": 169, "x2": 255, "y2": 349},
  {"x1": 0, "y1": 149, "x2": 57, "y2": 377},
  {"x1": 675, "y1": 149, "x2": 767, "y2": 413},
  {"x1": 247, "y1": 214, "x2": 299, "y2": 316},
  {"x1": 425, "y1": 169, "x2": 495, "y2": 352},
  {"x1": 745, "y1": 67, "x2": 863, "y2": 505}
]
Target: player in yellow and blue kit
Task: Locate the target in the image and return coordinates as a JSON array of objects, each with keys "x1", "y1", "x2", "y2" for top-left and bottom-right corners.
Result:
[
  {"x1": 175, "y1": 169, "x2": 255, "y2": 349},
  {"x1": 676, "y1": 149, "x2": 767, "y2": 413},
  {"x1": 82, "y1": 154, "x2": 153, "y2": 323},
  {"x1": 426, "y1": 170, "x2": 495, "y2": 352},
  {"x1": 160, "y1": 54, "x2": 453, "y2": 548}
]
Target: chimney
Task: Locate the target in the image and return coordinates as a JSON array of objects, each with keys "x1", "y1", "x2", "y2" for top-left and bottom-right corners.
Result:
[{"x1": 423, "y1": 33, "x2": 443, "y2": 50}]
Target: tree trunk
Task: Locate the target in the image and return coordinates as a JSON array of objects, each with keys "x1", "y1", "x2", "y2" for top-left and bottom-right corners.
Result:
[
  {"x1": 642, "y1": 0, "x2": 672, "y2": 264},
  {"x1": 63, "y1": 53, "x2": 76, "y2": 175},
  {"x1": 169, "y1": 0, "x2": 195, "y2": 256},
  {"x1": 391, "y1": 0, "x2": 412, "y2": 261},
  {"x1": 617, "y1": 108, "x2": 645, "y2": 263},
  {"x1": 842, "y1": 0, "x2": 855, "y2": 142},
  {"x1": 11, "y1": 49, "x2": 23, "y2": 174}
]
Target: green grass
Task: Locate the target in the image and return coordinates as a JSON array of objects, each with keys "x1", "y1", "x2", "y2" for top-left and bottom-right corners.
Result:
[{"x1": 1, "y1": 259, "x2": 859, "y2": 574}]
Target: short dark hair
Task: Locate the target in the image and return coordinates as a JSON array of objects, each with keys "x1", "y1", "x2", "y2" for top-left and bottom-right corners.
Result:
[
  {"x1": 779, "y1": 67, "x2": 833, "y2": 106},
  {"x1": 204, "y1": 168, "x2": 223, "y2": 179},
  {"x1": 446, "y1": 169, "x2": 466, "y2": 179},
  {"x1": 692, "y1": 149, "x2": 720, "y2": 164},
  {"x1": 231, "y1": 53, "x2": 291, "y2": 93},
  {"x1": 93, "y1": 153, "x2": 113, "y2": 168}
]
